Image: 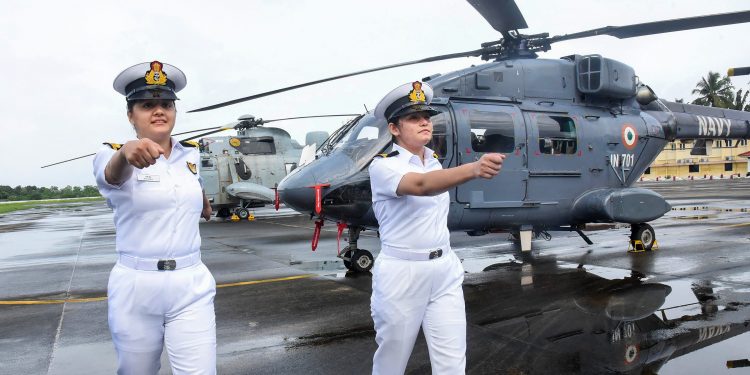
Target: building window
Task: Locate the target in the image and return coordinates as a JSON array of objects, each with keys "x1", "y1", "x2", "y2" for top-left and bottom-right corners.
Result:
[
  {"x1": 689, "y1": 164, "x2": 699, "y2": 173},
  {"x1": 725, "y1": 163, "x2": 733, "y2": 171},
  {"x1": 670, "y1": 143, "x2": 676, "y2": 150},
  {"x1": 679, "y1": 142, "x2": 686, "y2": 150},
  {"x1": 644, "y1": 167, "x2": 651, "y2": 175},
  {"x1": 535, "y1": 114, "x2": 577, "y2": 155}
]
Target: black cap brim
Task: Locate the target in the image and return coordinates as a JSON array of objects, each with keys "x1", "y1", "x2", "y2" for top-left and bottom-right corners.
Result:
[{"x1": 389, "y1": 104, "x2": 442, "y2": 123}]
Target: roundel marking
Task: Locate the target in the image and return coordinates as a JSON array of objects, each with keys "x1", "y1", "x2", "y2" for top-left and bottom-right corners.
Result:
[
  {"x1": 624, "y1": 344, "x2": 638, "y2": 364},
  {"x1": 622, "y1": 124, "x2": 638, "y2": 150},
  {"x1": 229, "y1": 138, "x2": 241, "y2": 147}
]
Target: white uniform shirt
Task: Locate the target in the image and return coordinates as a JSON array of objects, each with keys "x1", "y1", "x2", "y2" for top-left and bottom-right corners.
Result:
[
  {"x1": 369, "y1": 143, "x2": 450, "y2": 253},
  {"x1": 93, "y1": 138, "x2": 203, "y2": 259}
]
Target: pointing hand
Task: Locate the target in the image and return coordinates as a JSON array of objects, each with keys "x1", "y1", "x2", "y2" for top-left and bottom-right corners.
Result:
[
  {"x1": 473, "y1": 153, "x2": 504, "y2": 179},
  {"x1": 121, "y1": 139, "x2": 165, "y2": 169}
]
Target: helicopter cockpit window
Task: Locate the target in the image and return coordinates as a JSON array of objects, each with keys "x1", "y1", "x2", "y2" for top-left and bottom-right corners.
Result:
[
  {"x1": 330, "y1": 114, "x2": 392, "y2": 170},
  {"x1": 536, "y1": 114, "x2": 577, "y2": 155},
  {"x1": 428, "y1": 112, "x2": 449, "y2": 162},
  {"x1": 468, "y1": 109, "x2": 515, "y2": 153},
  {"x1": 234, "y1": 136, "x2": 276, "y2": 155}
]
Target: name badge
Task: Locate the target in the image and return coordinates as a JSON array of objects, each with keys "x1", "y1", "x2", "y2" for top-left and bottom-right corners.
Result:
[{"x1": 137, "y1": 174, "x2": 161, "y2": 182}]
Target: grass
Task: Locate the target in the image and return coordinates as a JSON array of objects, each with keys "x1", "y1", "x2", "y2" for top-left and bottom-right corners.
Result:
[{"x1": 0, "y1": 197, "x2": 104, "y2": 215}]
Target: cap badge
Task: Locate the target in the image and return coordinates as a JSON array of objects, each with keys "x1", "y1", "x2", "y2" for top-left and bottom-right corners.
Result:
[
  {"x1": 407, "y1": 81, "x2": 426, "y2": 103},
  {"x1": 145, "y1": 61, "x2": 168, "y2": 86},
  {"x1": 186, "y1": 161, "x2": 197, "y2": 175}
]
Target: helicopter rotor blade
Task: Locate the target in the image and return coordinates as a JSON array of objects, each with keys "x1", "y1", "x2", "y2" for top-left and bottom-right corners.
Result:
[
  {"x1": 41, "y1": 153, "x2": 96, "y2": 169},
  {"x1": 262, "y1": 113, "x2": 361, "y2": 124},
  {"x1": 549, "y1": 10, "x2": 750, "y2": 43},
  {"x1": 466, "y1": 0, "x2": 527, "y2": 33},
  {"x1": 180, "y1": 127, "x2": 237, "y2": 142},
  {"x1": 187, "y1": 48, "x2": 486, "y2": 113}
]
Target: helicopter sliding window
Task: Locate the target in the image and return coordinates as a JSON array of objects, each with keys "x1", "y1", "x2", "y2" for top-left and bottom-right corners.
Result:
[
  {"x1": 234, "y1": 136, "x2": 276, "y2": 155},
  {"x1": 428, "y1": 112, "x2": 449, "y2": 162},
  {"x1": 536, "y1": 114, "x2": 577, "y2": 155},
  {"x1": 467, "y1": 109, "x2": 515, "y2": 153}
]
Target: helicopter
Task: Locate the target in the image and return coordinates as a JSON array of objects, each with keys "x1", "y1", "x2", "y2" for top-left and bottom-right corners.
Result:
[
  {"x1": 195, "y1": 114, "x2": 344, "y2": 220},
  {"x1": 188, "y1": 0, "x2": 750, "y2": 272}
]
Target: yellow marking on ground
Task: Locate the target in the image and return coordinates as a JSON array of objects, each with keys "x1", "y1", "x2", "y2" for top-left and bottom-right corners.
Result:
[
  {"x1": 216, "y1": 274, "x2": 316, "y2": 288},
  {"x1": 0, "y1": 274, "x2": 318, "y2": 305},
  {"x1": 0, "y1": 296, "x2": 107, "y2": 305},
  {"x1": 723, "y1": 222, "x2": 750, "y2": 229}
]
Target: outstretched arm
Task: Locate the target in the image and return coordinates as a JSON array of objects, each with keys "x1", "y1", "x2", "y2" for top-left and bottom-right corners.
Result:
[
  {"x1": 104, "y1": 139, "x2": 165, "y2": 185},
  {"x1": 396, "y1": 153, "x2": 505, "y2": 196}
]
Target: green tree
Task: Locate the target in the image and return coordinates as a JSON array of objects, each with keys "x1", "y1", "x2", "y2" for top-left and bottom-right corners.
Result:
[
  {"x1": 729, "y1": 88, "x2": 749, "y2": 111},
  {"x1": 691, "y1": 71, "x2": 734, "y2": 108}
]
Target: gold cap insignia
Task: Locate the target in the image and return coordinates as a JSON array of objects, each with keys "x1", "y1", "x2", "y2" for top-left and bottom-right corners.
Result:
[
  {"x1": 407, "y1": 81, "x2": 426, "y2": 103},
  {"x1": 145, "y1": 61, "x2": 168, "y2": 86},
  {"x1": 186, "y1": 161, "x2": 197, "y2": 175}
]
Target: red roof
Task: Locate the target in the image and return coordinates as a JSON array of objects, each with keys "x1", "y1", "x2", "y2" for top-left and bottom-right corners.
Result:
[{"x1": 739, "y1": 151, "x2": 750, "y2": 157}]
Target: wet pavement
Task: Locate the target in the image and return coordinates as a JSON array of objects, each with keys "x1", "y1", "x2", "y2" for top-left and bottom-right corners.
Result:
[{"x1": 0, "y1": 179, "x2": 749, "y2": 374}]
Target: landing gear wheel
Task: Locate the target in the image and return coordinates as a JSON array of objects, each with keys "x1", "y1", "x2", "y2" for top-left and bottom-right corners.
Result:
[
  {"x1": 236, "y1": 208, "x2": 250, "y2": 220},
  {"x1": 351, "y1": 250, "x2": 374, "y2": 272},
  {"x1": 341, "y1": 247, "x2": 354, "y2": 270},
  {"x1": 631, "y1": 223, "x2": 655, "y2": 251}
]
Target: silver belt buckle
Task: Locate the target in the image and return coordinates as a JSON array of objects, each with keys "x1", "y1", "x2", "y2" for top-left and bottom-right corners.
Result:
[
  {"x1": 157, "y1": 259, "x2": 177, "y2": 271},
  {"x1": 428, "y1": 249, "x2": 443, "y2": 260}
]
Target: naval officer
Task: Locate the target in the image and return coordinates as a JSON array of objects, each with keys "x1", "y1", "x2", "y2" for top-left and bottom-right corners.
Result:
[
  {"x1": 93, "y1": 60, "x2": 215, "y2": 374},
  {"x1": 368, "y1": 81, "x2": 505, "y2": 374}
]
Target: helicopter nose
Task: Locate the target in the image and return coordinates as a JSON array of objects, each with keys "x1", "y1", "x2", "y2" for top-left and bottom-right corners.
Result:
[{"x1": 278, "y1": 167, "x2": 320, "y2": 214}]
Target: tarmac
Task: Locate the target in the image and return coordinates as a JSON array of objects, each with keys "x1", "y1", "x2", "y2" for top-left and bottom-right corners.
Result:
[{"x1": 1, "y1": 179, "x2": 749, "y2": 374}]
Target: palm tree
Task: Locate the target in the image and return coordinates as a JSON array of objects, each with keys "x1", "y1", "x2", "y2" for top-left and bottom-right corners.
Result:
[
  {"x1": 691, "y1": 71, "x2": 734, "y2": 108},
  {"x1": 729, "y1": 88, "x2": 749, "y2": 111}
]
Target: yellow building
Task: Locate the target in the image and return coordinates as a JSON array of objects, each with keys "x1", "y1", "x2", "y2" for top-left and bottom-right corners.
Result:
[{"x1": 643, "y1": 139, "x2": 750, "y2": 179}]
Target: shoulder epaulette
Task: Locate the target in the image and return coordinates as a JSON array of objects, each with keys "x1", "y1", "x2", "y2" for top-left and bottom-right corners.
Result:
[
  {"x1": 103, "y1": 142, "x2": 122, "y2": 151},
  {"x1": 374, "y1": 150, "x2": 399, "y2": 159},
  {"x1": 180, "y1": 140, "x2": 200, "y2": 148}
]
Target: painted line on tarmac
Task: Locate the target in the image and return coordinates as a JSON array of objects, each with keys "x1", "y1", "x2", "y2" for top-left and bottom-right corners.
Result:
[
  {"x1": 216, "y1": 274, "x2": 315, "y2": 288},
  {"x1": 0, "y1": 274, "x2": 317, "y2": 306}
]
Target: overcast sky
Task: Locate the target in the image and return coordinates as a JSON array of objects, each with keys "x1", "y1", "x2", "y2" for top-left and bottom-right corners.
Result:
[{"x1": 2, "y1": 0, "x2": 749, "y2": 187}]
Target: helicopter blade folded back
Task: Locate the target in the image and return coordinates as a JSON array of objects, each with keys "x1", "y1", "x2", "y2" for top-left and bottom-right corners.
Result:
[
  {"x1": 549, "y1": 10, "x2": 750, "y2": 43},
  {"x1": 466, "y1": 0, "x2": 528, "y2": 33}
]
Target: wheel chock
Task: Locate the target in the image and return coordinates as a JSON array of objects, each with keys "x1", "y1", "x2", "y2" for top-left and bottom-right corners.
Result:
[
  {"x1": 230, "y1": 214, "x2": 240, "y2": 222},
  {"x1": 628, "y1": 240, "x2": 659, "y2": 253},
  {"x1": 247, "y1": 213, "x2": 255, "y2": 221}
]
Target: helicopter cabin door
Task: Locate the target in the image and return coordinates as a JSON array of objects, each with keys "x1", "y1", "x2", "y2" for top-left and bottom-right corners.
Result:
[
  {"x1": 453, "y1": 102, "x2": 528, "y2": 207},
  {"x1": 523, "y1": 112, "x2": 582, "y2": 202}
]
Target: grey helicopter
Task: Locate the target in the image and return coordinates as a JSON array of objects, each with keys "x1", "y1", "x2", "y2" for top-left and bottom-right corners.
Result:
[
  {"x1": 194, "y1": 114, "x2": 354, "y2": 220},
  {"x1": 188, "y1": 0, "x2": 750, "y2": 272}
]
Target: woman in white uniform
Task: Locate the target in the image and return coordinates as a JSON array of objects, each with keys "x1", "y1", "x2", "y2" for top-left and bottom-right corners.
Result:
[
  {"x1": 93, "y1": 60, "x2": 216, "y2": 375},
  {"x1": 368, "y1": 81, "x2": 505, "y2": 375}
]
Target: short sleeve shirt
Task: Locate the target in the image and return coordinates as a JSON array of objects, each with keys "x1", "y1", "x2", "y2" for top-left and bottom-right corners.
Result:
[
  {"x1": 93, "y1": 138, "x2": 203, "y2": 259},
  {"x1": 368, "y1": 143, "x2": 450, "y2": 252}
]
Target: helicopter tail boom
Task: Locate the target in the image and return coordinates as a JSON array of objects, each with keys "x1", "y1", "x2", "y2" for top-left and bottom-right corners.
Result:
[{"x1": 646, "y1": 100, "x2": 750, "y2": 141}]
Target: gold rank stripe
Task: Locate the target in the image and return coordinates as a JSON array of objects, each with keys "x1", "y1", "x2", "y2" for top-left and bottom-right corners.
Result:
[{"x1": 0, "y1": 274, "x2": 316, "y2": 306}]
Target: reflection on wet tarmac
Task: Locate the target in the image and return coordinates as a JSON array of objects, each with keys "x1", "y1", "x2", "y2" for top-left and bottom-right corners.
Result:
[{"x1": 461, "y1": 257, "x2": 750, "y2": 374}]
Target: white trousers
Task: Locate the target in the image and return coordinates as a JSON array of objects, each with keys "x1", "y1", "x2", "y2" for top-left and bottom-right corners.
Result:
[
  {"x1": 107, "y1": 262, "x2": 217, "y2": 375},
  {"x1": 371, "y1": 250, "x2": 466, "y2": 375}
]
